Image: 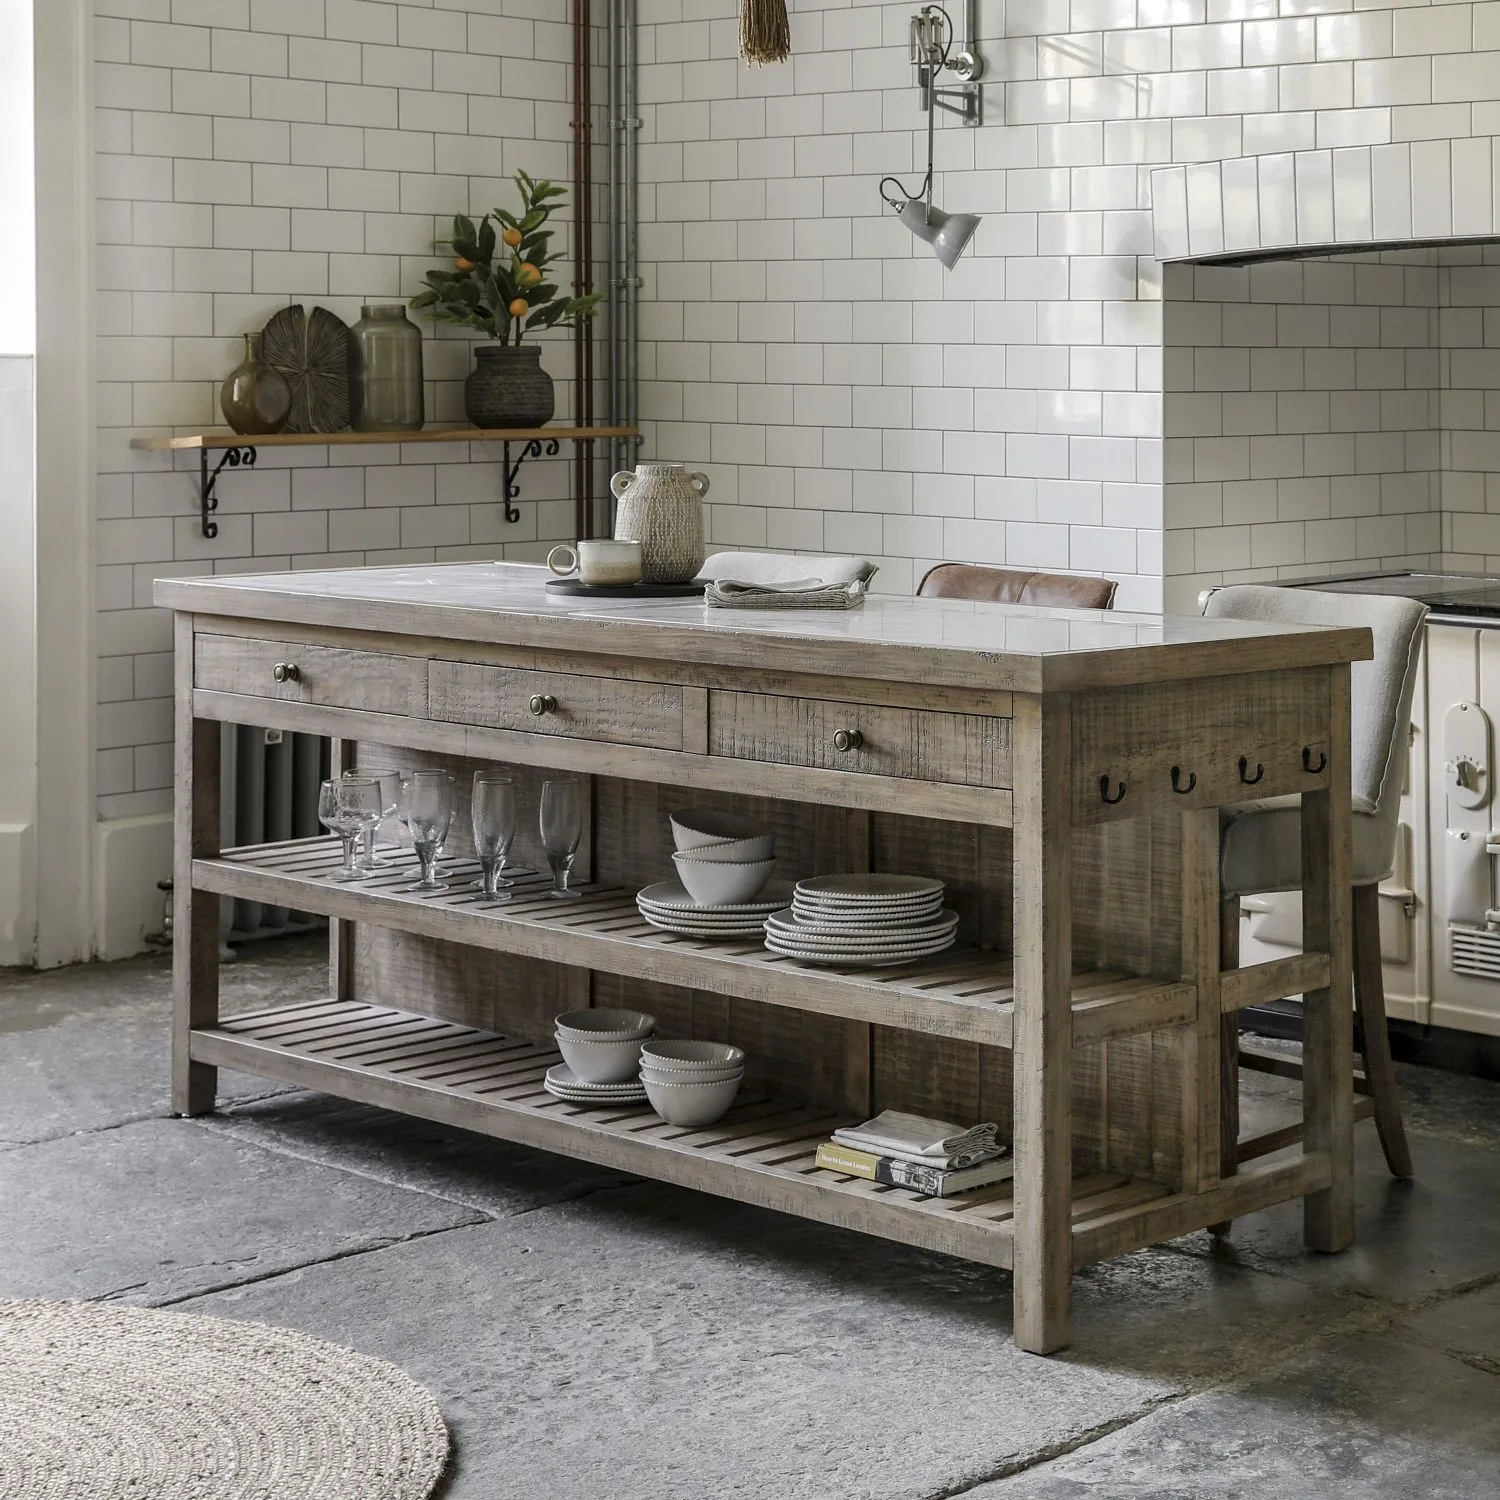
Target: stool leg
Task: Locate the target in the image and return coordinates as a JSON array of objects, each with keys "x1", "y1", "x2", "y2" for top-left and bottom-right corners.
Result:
[
  {"x1": 1210, "y1": 894, "x2": 1241, "y2": 1236},
  {"x1": 1351, "y1": 882, "x2": 1413, "y2": 1180}
]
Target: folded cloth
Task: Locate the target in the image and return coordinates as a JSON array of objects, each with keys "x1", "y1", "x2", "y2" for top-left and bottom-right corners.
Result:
[
  {"x1": 696, "y1": 551, "x2": 878, "y2": 587},
  {"x1": 831, "y1": 1110, "x2": 1003, "y2": 1170},
  {"x1": 704, "y1": 577, "x2": 868, "y2": 610}
]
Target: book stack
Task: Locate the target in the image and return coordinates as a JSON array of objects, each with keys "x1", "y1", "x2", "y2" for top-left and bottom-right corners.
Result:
[{"x1": 814, "y1": 1109, "x2": 1012, "y2": 1198}]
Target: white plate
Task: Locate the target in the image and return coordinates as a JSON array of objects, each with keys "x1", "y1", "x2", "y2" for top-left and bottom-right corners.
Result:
[
  {"x1": 642, "y1": 921, "x2": 767, "y2": 939},
  {"x1": 768, "y1": 908, "x2": 958, "y2": 942},
  {"x1": 637, "y1": 903, "x2": 770, "y2": 925},
  {"x1": 765, "y1": 943, "x2": 957, "y2": 968},
  {"x1": 792, "y1": 901, "x2": 944, "y2": 921},
  {"x1": 545, "y1": 1063, "x2": 648, "y2": 1096},
  {"x1": 794, "y1": 874, "x2": 945, "y2": 904},
  {"x1": 765, "y1": 929, "x2": 958, "y2": 956},
  {"x1": 637, "y1": 878, "x2": 794, "y2": 914},
  {"x1": 545, "y1": 1082, "x2": 648, "y2": 1104}
]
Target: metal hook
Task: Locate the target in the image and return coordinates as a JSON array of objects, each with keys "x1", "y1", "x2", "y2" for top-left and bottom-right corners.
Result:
[
  {"x1": 1171, "y1": 766, "x2": 1197, "y2": 794},
  {"x1": 1303, "y1": 747, "x2": 1327, "y2": 774},
  {"x1": 1238, "y1": 756, "x2": 1264, "y2": 785},
  {"x1": 1099, "y1": 774, "x2": 1127, "y2": 805}
]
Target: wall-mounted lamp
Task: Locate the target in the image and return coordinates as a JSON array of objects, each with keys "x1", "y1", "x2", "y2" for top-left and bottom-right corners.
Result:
[{"x1": 879, "y1": 6, "x2": 984, "y2": 271}]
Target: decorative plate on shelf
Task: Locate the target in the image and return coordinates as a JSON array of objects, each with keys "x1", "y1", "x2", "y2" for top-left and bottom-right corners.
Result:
[
  {"x1": 260, "y1": 304, "x2": 354, "y2": 433},
  {"x1": 793, "y1": 874, "x2": 945, "y2": 905}
]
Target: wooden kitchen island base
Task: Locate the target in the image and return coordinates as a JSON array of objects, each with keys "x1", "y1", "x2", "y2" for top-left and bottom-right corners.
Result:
[{"x1": 158, "y1": 563, "x2": 1371, "y2": 1353}]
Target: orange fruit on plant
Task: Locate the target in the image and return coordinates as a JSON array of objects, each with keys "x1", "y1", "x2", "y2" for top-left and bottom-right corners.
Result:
[
  {"x1": 508, "y1": 298, "x2": 528, "y2": 318},
  {"x1": 502, "y1": 228, "x2": 523, "y2": 248},
  {"x1": 455, "y1": 257, "x2": 475, "y2": 271},
  {"x1": 517, "y1": 262, "x2": 540, "y2": 284}
]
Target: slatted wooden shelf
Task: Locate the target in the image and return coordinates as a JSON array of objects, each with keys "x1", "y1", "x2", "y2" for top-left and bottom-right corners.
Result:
[
  {"x1": 131, "y1": 424, "x2": 637, "y2": 452},
  {"x1": 192, "y1": 997, "x2": 1182, "y2": 1270},
  {"x1": 193, "y1": 838, "x2": 1197, "y2": 1050}
]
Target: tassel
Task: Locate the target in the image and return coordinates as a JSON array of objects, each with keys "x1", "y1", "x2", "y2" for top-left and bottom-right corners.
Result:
[{"x1": 739, "y1": 0, "x2": 790, "y2": 65}]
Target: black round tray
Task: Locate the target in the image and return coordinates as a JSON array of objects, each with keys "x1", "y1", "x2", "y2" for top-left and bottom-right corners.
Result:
[{"x1": 545, "y1": 578, "x2": 704, "y2": 599}]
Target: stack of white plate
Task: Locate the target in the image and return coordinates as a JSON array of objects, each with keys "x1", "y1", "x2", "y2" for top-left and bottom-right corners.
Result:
[
  {"x1": 764, "y1": 874, "x2": 959, "y2": 967},
  {"x1": 637, "y1": 878, "x2": 793, "y2": 939}
]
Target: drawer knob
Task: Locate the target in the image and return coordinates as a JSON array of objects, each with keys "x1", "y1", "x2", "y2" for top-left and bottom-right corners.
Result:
[
  {"x1": 271, "y1": 662, "x2": 300, "y2": 684},
  {"x1": 529, "y1": 693, "x2": 557, "y2": 717},
  {"x1": 832, "y1": 728, "x2": 863, "y2": 752}
]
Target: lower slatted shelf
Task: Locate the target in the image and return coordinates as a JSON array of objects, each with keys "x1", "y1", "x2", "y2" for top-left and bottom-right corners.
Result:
[{"x1": 193, "y1": 999, "x2": 1179, "y2": 1271}]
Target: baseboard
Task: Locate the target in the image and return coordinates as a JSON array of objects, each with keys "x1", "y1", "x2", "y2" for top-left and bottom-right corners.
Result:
[
  {"x1": 0, "y1": 820, "x2": 36, "y2": 966},
  {"x1": 94, "y1": 813, "x2": 171, "y2": 961}
]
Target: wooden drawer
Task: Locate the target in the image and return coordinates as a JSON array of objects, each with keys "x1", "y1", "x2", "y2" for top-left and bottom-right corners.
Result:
[
  {"x1": 428, "y1": 659, "x2": 684, "y2": 750},
  {"x1": 708, "y1": 690, "x2": 1012, "y2": 788},
  {"x1": 194, "y1": 633, "x2": 425, "y2": 716}
]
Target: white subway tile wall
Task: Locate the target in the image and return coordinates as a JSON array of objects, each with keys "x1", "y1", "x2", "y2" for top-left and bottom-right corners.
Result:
[{"x1": 98, "y1": 0, "x2": 591, "y2": 821}]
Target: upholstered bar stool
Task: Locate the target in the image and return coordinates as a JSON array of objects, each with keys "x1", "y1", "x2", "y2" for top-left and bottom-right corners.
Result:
[
  {"x1": 1203, "y1": 585, "x2": 1427, "y2": 1194},
  {"x1": 918, "y1": 563, "x2": 1118, "y2": 609}
]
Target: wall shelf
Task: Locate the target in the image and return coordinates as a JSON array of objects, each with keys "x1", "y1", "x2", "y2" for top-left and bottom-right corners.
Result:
[{"x1": 130, "y1": 425, "x2": 639, "y2": 538}]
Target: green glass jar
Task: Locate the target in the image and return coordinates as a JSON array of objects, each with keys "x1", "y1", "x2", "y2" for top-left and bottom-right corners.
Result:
[{"x1": 351, "y1": 305, "x2": 424, "y2": 432}]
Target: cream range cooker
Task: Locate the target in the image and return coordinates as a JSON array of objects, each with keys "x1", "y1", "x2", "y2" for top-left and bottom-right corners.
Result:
[{"x1": 1239, "y1": 572, "x2": 1500, "y2": 1046}]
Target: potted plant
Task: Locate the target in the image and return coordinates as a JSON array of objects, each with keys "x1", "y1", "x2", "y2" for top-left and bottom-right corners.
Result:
[{"x1": 411, "y1": 171, "x2": 603, "y2": 429}]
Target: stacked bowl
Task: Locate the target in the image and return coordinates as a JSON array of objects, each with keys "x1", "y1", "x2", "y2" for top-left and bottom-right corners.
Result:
[
  {"x1": 637, "y1": 810, "x2": 790, "y2": 938},
  {"x1": 764, "y1": 874, "x2": 958, "y2": 967},
  {"x1": 639, "y1": 1039, "x2": 745, "y2": 1126},
  {"x1": 545, "y1": 1008, "x2": 653, "y2": 1104}
]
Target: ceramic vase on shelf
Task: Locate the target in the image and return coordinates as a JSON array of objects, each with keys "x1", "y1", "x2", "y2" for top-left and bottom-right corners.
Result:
[
  {"x1": 351, "y1": 304, "x2": 424, "y2": 432},
  {"x1": 611, "y1": 463, "x2": 709, "y2": 584},
  {"x1": 465, "y1": 344, "x2": 554, "y2": 429},
  {"x1": 220, "y1": 331, "x2": 292, "y2": 436}
]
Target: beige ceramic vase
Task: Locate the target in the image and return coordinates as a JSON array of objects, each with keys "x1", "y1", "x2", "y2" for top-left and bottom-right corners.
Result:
[{"x1": 610, "y1": 462, "x2": 709, "y2": 583}]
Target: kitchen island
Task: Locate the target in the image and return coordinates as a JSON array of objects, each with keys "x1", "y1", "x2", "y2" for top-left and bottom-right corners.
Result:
[{"x1": 154, "y1": 562, "x2": 1371, "y2": 1353}]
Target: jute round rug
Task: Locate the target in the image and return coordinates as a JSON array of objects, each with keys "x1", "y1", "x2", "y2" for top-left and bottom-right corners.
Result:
[{"x1": 0, "y1": 1299, "x2": 450, "y2": 1500}]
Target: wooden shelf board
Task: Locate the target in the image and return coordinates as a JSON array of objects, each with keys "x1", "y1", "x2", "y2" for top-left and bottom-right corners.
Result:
[
  {"x1": 192, "y1": 997, "x2": 1179, "y2": 1270},
  {"x1": 194, "y1": 838, "x2": 1197, "y2": 1049},
  {"x1": 132, "y1": 425, "x2": 637, "y2": 453}
]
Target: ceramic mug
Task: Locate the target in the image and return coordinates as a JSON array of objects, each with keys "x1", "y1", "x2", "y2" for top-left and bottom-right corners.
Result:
[{"x1": 547, "y1": 539, "x2": 644, "y2": 588}]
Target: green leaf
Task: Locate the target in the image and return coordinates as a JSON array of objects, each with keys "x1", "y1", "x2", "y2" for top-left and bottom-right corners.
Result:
[{"x1": 477, "y1": 219, "x2": 496, "y2": 261}]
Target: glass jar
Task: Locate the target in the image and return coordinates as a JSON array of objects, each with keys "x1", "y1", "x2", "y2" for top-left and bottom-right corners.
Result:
[{"x1": 351, "y1": 305, "x2": 424, "y2": 432}]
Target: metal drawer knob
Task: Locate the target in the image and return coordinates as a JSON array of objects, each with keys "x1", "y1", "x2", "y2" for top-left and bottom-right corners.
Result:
[
  {"x1": 529, "y1": 693, "x2": 557, "y2": 717},
  {"x1": 832, "y1": 728, "x2": 863, "y2": 752},
  {"x1": 271, "y1": 662, "x2": 300, "y2": 684}
]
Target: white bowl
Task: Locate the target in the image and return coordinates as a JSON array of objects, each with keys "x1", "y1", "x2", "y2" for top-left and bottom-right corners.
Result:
[
  {"x1": 671, "y1": 853, "x2": 775, "y2": 906},
  {"x1": 677, "y1": 833, "x2": 776, "y2": 864},
  {"x1": 641, "y1": 1064, "x2": 743, "y2": 1087},
  {"x1": 670, "y1": 809, "x2": 773, "y2": 852},
  {"x1": 554, "y1": 1008, "x2": 655, "y2": 1041},
  {"x1": 643, "y1": 1072, "x2": 743, "y2": 1127},
  {"x1": 641, "y1": 1039, "x2": 746, "y2": 1070},
  {"x1": 555, "y1": 1031, "x2": 647, "y2": 1084}
]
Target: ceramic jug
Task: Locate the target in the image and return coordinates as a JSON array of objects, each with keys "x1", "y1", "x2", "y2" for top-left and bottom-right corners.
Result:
[{"x1": 611, "y1": 463, "x2": 709, "y2": 583}]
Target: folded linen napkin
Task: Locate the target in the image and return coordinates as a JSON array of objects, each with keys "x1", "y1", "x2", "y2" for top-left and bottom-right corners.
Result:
[
  {"x1": 696, "y1": 551, "x2": 878, "y2": 611},
  {"x1": 831, "y1": 1110, "x2": 1003, "y2": 1170}
]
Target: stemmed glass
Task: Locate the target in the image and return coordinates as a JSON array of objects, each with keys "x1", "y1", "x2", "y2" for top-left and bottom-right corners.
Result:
[
  {"x1": 400, "y1": 770, "x2": 457, "y2": 893},
  {"x1": 471, "y1": 770, "x2": 516, "y2": 899},
  {"x1": 540, "y1": 778, "x2": 583, "y2": 900},
  {"x1": 319, "y1": 776, "x2": 384, "y2": 882},
  {"x1": 351, "y1": 770, "x2": 402, "y2": 871}
]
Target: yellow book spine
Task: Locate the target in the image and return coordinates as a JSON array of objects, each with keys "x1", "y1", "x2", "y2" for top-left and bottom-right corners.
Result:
[{"x1": 815, "y1": 1142, "x2": 880, "y2": 1179}]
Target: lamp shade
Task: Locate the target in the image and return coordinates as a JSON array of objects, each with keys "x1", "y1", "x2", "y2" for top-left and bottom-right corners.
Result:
[{"x1": 898, "y1": 198, "x2": 981, "y2": 270}]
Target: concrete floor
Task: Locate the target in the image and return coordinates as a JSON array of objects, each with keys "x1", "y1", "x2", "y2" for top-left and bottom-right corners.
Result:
[{"x1": 3, "y1": 936, "x2": 1499, "y2": 1498}]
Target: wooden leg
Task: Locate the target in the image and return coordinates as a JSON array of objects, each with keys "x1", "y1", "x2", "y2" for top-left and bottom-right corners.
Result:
[
  {"x1": 1352, "y1": 882, "x2": 1413, "y2": 1180},
  {"x1": 172, "y1": 614, "x2": 220, "y2": 1117},
  {"x1": 1302, "y1": 665, "x2": 1355, "y2": 1252},
  {"x1": 1210, "y1": 893, "x2": 1241, "y2": 1236},
  {"x1": 1012, "y1": 694, "x2": 1073, "y2": 1355},
  {"x1": 1181, "y1": 810, "x2": 1225, "y2": 1197},
  {"x1": 329, "y1": 737, "x2": 356, "y2": 1003}
]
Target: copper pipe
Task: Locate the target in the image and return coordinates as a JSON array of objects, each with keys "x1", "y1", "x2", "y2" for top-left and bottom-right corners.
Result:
[{"x1": 570, "y1": 0, "x2": 595, "y2": 538}]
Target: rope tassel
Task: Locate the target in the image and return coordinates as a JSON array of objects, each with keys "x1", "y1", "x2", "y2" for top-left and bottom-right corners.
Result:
[{"x1": 739, "y1": 0, "x2": 790, "y2": 65}]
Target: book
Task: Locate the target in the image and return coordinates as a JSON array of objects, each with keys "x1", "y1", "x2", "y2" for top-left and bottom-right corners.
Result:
[{"x1": 815, "y1": 1141, "x2": 1014, "y2": 1197}]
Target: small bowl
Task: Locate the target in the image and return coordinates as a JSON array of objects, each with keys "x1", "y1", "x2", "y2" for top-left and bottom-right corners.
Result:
[
  {"x1": 672, "y1": 853, "x2": 775, "y2": 906},
  {"x1": 641, "y1": 1039, "x2": 746, "y2": 1070},
  {"x1": 554, "y1": 1008, "x2": 655, "y2": 1041},
  {"x1": 643, "y1": 1072, "x2": 743, "y2": 1127},
  {"x1": 556, "y1": 1032, "x2": 646, "y2": 1085},
  {"x1": 677, "y1": 833, "x2": 776, "y2": 864},
  {"x1": 641, "y1": 1064, "x2": 743, "y2": 1086},
  {"x1": 670, "y1": 809, "x2": 773, "y2": 852}
]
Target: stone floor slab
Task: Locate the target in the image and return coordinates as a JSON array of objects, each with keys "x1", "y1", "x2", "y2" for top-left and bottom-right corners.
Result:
[{"x1": 0, "y1": 1116, "x2": 481, "y2": 1304}]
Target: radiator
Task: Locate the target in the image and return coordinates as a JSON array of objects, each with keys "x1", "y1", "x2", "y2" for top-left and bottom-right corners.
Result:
[{"x1": 220, "y1": 725, "x2": 330, "y2": 940}]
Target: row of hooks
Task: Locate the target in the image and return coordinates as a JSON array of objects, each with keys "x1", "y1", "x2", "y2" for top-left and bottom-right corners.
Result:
[{"x1": 1098, "y1": 746, "x2": 1329, "y2": 806}]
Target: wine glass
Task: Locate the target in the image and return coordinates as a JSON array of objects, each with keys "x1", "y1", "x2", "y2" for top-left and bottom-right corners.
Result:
[
  {"x1": 400, "y1": 770, "x2": 456, "y2": 892},
  {"x1": 350, "y1": 770, "x2": 401, "y2": 871},
  {"x1": 320, "y1": 776, "x2": 383, "y2": 882},
  {"x1": 471, "y1": 771, "x2": 516, "y2": 899},
  {"x1": 539, "y1": 777, "x2": 583, "y2": 899}
]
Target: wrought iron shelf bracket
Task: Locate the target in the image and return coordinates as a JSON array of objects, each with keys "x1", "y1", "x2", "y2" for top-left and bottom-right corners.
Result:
[
  {"x1": 199, "y1": 445, "x2": 258, "y2": 538},
  {"x1": 501, "y1": 436, "x2": 561, "y2": 523}
]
